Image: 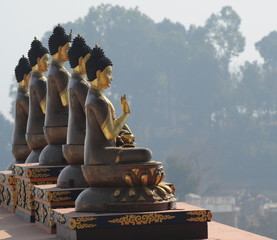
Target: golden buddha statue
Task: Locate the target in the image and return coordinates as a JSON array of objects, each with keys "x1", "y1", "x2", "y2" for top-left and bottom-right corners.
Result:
[
  {"x1": 25, "y1": 38, "x2": 49, "y2": 163},
  {"x1": 57, "y1": 34, "x2": 91, "y2": 188},
  {"x1": 75, "y1": 46, "x2": 175, "y2": 212},
  {"x1": 39, "y1": 24, "x2": 71, "y2": 165},
  {"x1": 7, "y1": 56, "x2": 32, "y2": 170}
]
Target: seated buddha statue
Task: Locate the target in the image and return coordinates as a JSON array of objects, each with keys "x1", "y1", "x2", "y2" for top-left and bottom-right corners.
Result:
[
  {"x1": 25, "y1": 38, "x2": 49, "y2": 163},
  {"x1": 57, "y1": 34, "x2": 91, "y2": 188},
  {"x1": 39, "y1": 24, "x2": 71, "y2": 166},
  {"x1": 7, "y1": 56, "x2": 32, "y2": 170},
  {"x1": 75, "y1": 46, "x2": 175, "y2": 212}
]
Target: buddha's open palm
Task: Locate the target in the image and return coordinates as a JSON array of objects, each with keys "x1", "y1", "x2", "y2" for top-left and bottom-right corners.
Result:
[{"x1": 120, "y1": 94, "x2": 130, "y2": 113}]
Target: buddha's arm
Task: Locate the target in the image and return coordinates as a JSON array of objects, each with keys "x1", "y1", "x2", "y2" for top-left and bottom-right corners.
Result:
[
  {"x1": 57, "y1": 70, "x2": 70, "y2": 107},
  {"x1": 101, "y1": 110, "x2": 130, "y2": 141},
  {"x1": 22, "y1": 96, "x2": 29, "y2": 116},
  {"x1": 60, "y1": 87, "x2": 68, "y2": 107},
  {"x1": 36, "y1": 79, "x2": 47, "y2": 115}
]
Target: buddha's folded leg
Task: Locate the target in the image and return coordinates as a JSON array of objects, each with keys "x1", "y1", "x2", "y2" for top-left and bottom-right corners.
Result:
[
  {"x1": 109, "y1": 147, "x2": 152, "y2": 163},
  {"x1": 87, "y1": 147, "x2": 152, "y2": 165}
]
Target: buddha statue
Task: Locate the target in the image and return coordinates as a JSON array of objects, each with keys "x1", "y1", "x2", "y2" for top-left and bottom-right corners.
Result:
[
  {"x1": 57, "y1": 34, "x2": 91, "y2": 188},
  {"x1": 7, "y1": 56, "x2": 32, "y2": 170},
  {"x1": 25, "y1": 38, "x2": 49, "y2": 163},
  {"x1": 75, "y1": 46, "x2": 176, "y2": 212},
  {"x1": 39, "y1": 24, "x2": 71, "y2": 166}
]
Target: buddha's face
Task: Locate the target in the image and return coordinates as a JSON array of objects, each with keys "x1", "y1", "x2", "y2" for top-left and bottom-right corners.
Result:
[
  {"x1": 99, "y1": 66, "x2": 113, "y2": 89},
  {"x1": 59, "y1": 42, "x2": 71, "y2": 62},
  {"x1": 38, "y1": 53, "x2": 50, "y2": 72},
  {"x1": 81, "y1": 53, "x2": 91, "y2": 74}
]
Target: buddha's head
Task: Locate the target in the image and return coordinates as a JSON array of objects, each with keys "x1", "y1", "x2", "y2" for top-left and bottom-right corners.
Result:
[
  {"x1": 48, "y1": 24, "x2": 72, "y2": 62},
  {"x1": 15, "y1": 55, "x2": 32, "y2": 89},
  {"x1": 86, "y1": 45, "x2": 113, "y2": 89},
  {"x1": 28, "y1": 38, "x2": 49, "y2": 73},
  {"x1": 68, "y1": 34, "x2": 91, "y2": 74}
]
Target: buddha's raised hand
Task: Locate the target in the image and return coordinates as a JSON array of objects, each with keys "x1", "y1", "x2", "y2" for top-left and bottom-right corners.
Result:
[{"x1": 120, "y1": 94, "x2": 130, "y2": 114}]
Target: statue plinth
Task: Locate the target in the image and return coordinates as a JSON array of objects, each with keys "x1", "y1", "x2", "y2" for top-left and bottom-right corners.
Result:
[
  {"x1": 33, "y1": 184, "x2": 85, "y2": 234},
  {"x1": 57, "y1": 144, "x2": 88, "y2": 188},
  {"x1": 53, "y1": 202, "x2": 212, "y2": 240},
  {"x1": 13, "y1": 163, "x2": 65, "y2": 222},
  {"x1": 39, "y1": 126, "x2": 68, "y2": 166},
  {"x1": 25, "y1": 133, "x2": 48, "y2": 163},
  {"x1": 75, "y1": 161, "x2": 176, "y2": 212},
  {"x1": 0, "y1": 171, "x2": 17, "y2": 212}
]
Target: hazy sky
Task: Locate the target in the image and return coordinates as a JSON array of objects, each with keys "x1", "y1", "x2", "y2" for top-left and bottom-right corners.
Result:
[{"x1": 0, "y1": 0, "x2": 276, "y2": 120}]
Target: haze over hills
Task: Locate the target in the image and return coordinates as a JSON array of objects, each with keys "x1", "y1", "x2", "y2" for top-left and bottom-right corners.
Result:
[{"x1": 1, "y1": 4, "x2": 277, "y2": 238}]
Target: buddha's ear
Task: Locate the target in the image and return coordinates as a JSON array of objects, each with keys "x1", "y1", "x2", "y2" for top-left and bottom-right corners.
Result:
[
  {"x1": 78, "y1": 56, "x2": 84, "y2": 66},
  {"x1": 36, "y1": 57, "x2": 41, "y2": 66},
  {"x1": 96, "y1": 70, "x2": 101, "y2": 78},
  {"x1": 58, "y1": 46, "x2": 62, "y2": 54}
]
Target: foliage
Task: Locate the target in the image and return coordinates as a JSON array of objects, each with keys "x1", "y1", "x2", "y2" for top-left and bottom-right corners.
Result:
[{"x1": 2, "y1": 4, "x2": 276, "y2": 199}]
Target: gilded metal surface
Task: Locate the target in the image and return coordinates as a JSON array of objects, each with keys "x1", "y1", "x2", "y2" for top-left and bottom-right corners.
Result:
[
  {"x1": 39, "y1": 203, "x2": 48, "y2": 223},
  {"x1": 35, "y1": 201, "x2": 40, "y2": 221},
  {"x1": 0, "y1": 185, "x2": 4, "y2": 202},
  {"x1": 0, "y1": 174, "x2": 5, "y2": 182},
  {"x1": 123, "y1": 166, "x2": 165, "y2": 187},
  {"x1": 36, "y1": 189, "x2": 44, "y2": 198},
  {"x1": 40, "y1": 97, "x2": 46, "y2": 114},
  {"x1": 69, "y1": 217, "x2": 97, "y2": 230},
  {"x1": 46, "y1": 191, "x2": 71, "y2": 202},
  {"x1": 60, "y1": 88, "x2": 69, "y2": 107},
  {"x1": 3, "y1": 188, "x2": 10, "y2": 205},
  {"x1": 26, "y1": 168, "x2": 51, "y2": 178},
  {"x1": 48, "y1": 209, "x2": 55, "y2": 227},
  {"x1": 26, "y1": 182, "x2": 35, "y2": 211},
  {"x1": 113, "y1": 183, "x2": 174, "y2": 203},
  {"x1": 108, "y1": 213, "x2": 175, "y2": 226},
  {"x1": 7, "y1": 175, "x2": 16, "y2": 185},
  {"x1": 16, "y1": 179, "x2": 25, "y2": 208},
  {"x1": 187, "y1": 210, "x2": 212, "y2": 222},
  {"x1": 56, "y1": 214, "x2": 66, "y2": 224},
  {"x1": 15, "y1": 166, "x2": 23, "y2": 176}
]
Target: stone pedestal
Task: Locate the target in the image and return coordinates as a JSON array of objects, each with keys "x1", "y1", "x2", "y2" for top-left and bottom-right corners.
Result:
[
  {"x1": 0, "y1": 171, "x2": 17, "y2": 212},
  {"x1": 53, "y1": 202, "x2": 212, "y2": 240},
  {"x1": 33, "y1": 184, "x2": 85, "y2": 234},
  {"x1": 13, "y1": 163, "x2": 65, "y2": 222}
]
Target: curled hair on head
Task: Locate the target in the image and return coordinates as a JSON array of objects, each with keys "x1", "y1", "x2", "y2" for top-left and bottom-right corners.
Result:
[
  {"x1": 15, "y1": 55, "x2": 32, "y2": 82},
  {"x1": 28, "y1": 38, "x2": 49, "y2": 67},
  {"x1": 86, "y1": 45, "x2": 113, "y2": 82},
  {"x1": 68, "y1": 34, "x2": 91, "y2": 68},
  {"x1": 48, "y1": 24, "x2": 72, "y2": 55}
]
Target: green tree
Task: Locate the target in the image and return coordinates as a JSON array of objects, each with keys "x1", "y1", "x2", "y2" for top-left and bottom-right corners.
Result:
[
  {"x1": 255, "y1": 31, "x2": 277, "y2": 68},
  {"x1": 205, "y1": 6, "x2": 245, "y2": 66}
]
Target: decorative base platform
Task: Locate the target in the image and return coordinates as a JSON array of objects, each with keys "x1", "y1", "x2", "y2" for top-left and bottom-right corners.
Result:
[
  {"x1": 0, "y1": 171, "x2": 17, "y2": 213},
  {"x1": 53, "y1": 202, "x2": 212, "y2": 240},
  {"x1": 33, "y1": 184, "x2": 85, "y2": 234},
  {"x1": 13, "y1": 163, "x2": 65, "y2": 223}
]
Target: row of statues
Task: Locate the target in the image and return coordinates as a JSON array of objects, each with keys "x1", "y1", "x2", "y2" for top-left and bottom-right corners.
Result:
[{"x1": 10, "y1": 24, "x2": 175, "y2": 212}]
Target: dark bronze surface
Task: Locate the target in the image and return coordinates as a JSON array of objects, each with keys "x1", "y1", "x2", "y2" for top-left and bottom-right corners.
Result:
[
  {"x1": 39, "y1": 62, "x2": 70, "y2": 166},
  {"x1": 25, "y1": 72, "x2": 47, "y2": 163},
  {"x1": 66, "y1": 72, "x2": 88, "y2": 146},
  {"x1": 58, "y1": 72, "x2": 89, "y2": 188},
  {"x1": 76, "y1": 83, "x2": 175, "y2": 212},
  {"x1": 11, "y1": 87, "x2": 30, "y2": 166},
  {"x1": 84, "y1": 89, "x2": 152, "y2": 165},
  {"x1": 44, "y1": 61, "x2": 69, "y2": 128},
  {"x1": 81, "y1": 161, "x2": 163, "y2": 187},
  {"x1": 62, "y1": 144, "x2": 84, "y2": 165},
  {"x1": 57, "y1": 165, "x2": 88, "y2": 188}
]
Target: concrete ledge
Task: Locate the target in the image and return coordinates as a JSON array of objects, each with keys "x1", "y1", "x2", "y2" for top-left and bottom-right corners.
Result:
[{"x1": 0, "y1": 206, "x2": 273, "y2": 240}]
